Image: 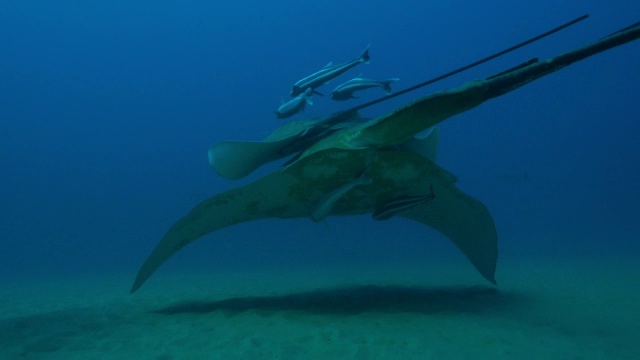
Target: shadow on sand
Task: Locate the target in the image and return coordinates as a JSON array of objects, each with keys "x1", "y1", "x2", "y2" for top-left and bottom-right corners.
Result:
[
  {"x1": 153, "y1": 284, "x2": 527, "y2": 316},
  {"x1": 0, "y1": 285, "x2": 530, "y2": 355}
]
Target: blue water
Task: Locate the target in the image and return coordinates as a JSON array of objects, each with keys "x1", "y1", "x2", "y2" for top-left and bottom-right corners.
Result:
[{"x1": 1, "y1": 1, "x2": 639, "y2": 286}]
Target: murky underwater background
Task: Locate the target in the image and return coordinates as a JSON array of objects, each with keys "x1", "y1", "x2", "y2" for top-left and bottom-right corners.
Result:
[{"x1": 1, "y1": 1, "x2": 639, "y2": 358}]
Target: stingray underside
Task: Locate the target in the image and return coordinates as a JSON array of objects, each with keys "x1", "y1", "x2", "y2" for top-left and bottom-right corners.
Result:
[{"x1": 132, "y1": 147, "x2": 497, "y2": 292}]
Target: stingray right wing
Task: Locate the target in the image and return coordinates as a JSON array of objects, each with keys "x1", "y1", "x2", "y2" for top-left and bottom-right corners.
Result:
[{"x1": 399, "y1": 183, "x2": 498, "y2": 284}]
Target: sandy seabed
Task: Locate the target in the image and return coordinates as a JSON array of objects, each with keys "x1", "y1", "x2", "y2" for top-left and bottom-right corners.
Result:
[{"x1": 1, "y1": 257, "x2": 638, "y2": 360}]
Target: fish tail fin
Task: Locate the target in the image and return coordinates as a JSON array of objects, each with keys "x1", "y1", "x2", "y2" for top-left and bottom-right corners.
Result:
[
  {"x1": 359, "y1": 44, "x2": 371, "y2": 64},
  {"x1": 304, "y1": 88, "x2": 314, "y2": 105},
  {"x1": 381, "y1": 78, "x2": 399, "y2": 94}
]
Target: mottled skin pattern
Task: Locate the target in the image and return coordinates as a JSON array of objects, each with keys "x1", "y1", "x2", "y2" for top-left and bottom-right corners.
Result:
[
  {"x1": 131, "y1": 24, "x2": 640, "y2": 292},
  {"x1": 132, "y1": 141, "x2": 497, "y2": 293}
]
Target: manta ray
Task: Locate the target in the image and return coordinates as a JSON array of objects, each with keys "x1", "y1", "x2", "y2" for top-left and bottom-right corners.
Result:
[{"x1": 131, "y1": 20, "x2": 639, "y2": 293}]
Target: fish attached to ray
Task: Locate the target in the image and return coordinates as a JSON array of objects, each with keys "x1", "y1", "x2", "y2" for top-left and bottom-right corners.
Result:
[
  {"x1": 312, "y1": 168, "x2": 373, "y2": 222},
  {"x1": 373, "y1": 185, "x2": 436, "y2": 221}
]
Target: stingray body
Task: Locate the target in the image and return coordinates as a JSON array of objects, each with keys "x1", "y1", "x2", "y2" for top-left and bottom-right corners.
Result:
[
  {"x1": 135, "y1": 141, "x2": 498, "y2": 292},
  {"x1": 131, "y1": 22, "x2": 639, "y2": 293}
]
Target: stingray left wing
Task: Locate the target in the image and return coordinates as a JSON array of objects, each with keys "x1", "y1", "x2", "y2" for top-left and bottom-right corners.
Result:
[{"x1": 131, "y1": 171, "x2": 302, "y2": 292}]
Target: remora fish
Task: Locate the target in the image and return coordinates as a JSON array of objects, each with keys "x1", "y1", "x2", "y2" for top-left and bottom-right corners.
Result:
[
  {"x1": 290, "y1": 45, "x2": 371, "y2": 97},
  {"x1": 331, "y1": 77, "x2": 399, "y2": 100},
  {"x1": 275, "y1": 88, "x2": 313, "y2": 119},
  {"x1": 373, "y1": 185, "x2": 436, "y2": 221},
  {"x1": 311, "y1": 170, "x2": 372, "y2": 222}
]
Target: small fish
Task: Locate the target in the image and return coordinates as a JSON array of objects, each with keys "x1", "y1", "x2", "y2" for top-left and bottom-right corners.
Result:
[
  {"x1": 311, "y1": 171, "x2": 372, "y2": 222},
  {"x1": 331, "y1": 77, "x2": 399, "y2": 101},
  {"x1": 290, "y1": 45, "x2": 371, "y2": 97},
  {"x1": 373, "y1": 185, "x2": 436, "y2": 221},
  {"x1": 275, "y1": 88, "x2": 314, "y2": 119}
]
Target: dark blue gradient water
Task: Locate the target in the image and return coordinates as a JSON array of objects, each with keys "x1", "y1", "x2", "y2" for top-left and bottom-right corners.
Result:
[{"x1": 1, "y1": 1, "x2": 638, "y2": 285}]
